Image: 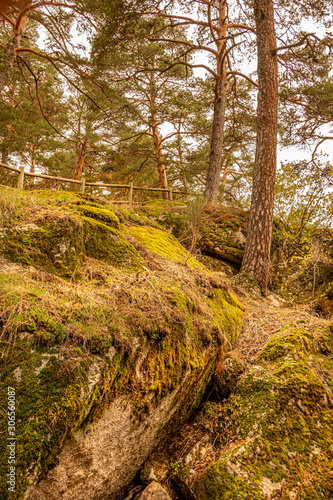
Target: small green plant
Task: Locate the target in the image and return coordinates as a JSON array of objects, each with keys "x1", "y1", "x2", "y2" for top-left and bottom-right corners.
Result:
[
  {"x1": 89, "y1": 332, "x2": 112, "y2": 354},
  {"x1": 170, "y1": 458, "x2": 190, "y2": 479}
]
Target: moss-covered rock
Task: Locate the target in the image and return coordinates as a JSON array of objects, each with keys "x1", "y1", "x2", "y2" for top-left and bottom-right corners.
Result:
[
  {"x1": 272, "y1": 229, "x2": 333, "y2": 304},
  {"x1": 69, "y1": 204, "x2": 120, "y2": 229},
  {"x1": 0, "y1": 212, "x2": 84, "y2": 278},
  {"x1": 83, "y1": 217, "x2": 144, "y2": 271},
  {"x1": 0, "y1": 189, "x2": 244, "y2": 500},
  {"x1": 139, "y1": 201, "x2": 187, "y2": 238},
  {"x1": 127, "y1": 224, "x2": 205, "y2": 270},
  {"x1": 199, "y1": 206, "x2": 249, "y2": 265},
  {"x1": 192, "y1": 327, "x2": 333, "y2": 499}
]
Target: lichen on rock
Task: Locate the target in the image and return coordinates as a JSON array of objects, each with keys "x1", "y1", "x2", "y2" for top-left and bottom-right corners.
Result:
[{"x1": 192, "y1": 327, "x2": 333, "y2": 499}]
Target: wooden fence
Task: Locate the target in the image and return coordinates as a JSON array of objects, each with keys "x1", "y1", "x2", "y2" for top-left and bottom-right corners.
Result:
[{"x1": 0, "y1": 162, "x2": 189, "y2": 206}]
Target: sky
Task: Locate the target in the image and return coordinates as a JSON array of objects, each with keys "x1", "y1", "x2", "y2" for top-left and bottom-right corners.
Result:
[
  {"x1": 38, "y1": 10, "x2": 333, "y2": 172},
  {"x1": 188, "y1": 18, "x2": 333, "y2": 169}
]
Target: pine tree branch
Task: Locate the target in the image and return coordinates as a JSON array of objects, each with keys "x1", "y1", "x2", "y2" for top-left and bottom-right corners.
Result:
[
  {"x1": 227, "y1": 71, "x2": 258, "y2": 87},
  {"x1": 228, "y1": 23, "x2": 256, "y2": 33},
  {"x1": 146, "y1": 37, "x2": 217, "y2": 56},
  {"x1": 157, "y1": 60, "x2": 217, "y2": 78},
  {"x1": 273, "y1": 33, "x2": 317, "y2": 54},
  {"x1": 0, "y1": 11, "x2": 15, "y2": 26},
  {"x1": 15, "y1": 47, "x2": 59, "y2": 61}
]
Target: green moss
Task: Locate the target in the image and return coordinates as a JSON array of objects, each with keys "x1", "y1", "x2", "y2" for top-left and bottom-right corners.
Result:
[
  {"x1": 193, "y1": 328, "x2": 333, "y2": 499},
  {"x1": 32, "y1": 189, "x2": 84, "y2": 205},
  {"x1": 127, "y1": 225, "x2": 205, "y2": 270},
  {"x1": 199, "y1": 208, "x2": 249, "y2": 264},
  {"x1": 0, "y1": 336, "x2": 134, "y2": 500},
  {"x1": 82, "y1": 217, "x2": 144, "y2": 271},
  {"x1": 110, "y1": 205, "x2": 162, "y2": 228},
  {"x1": 209, "y1": 289, "x2": 244, "y2": 348},
  {"x1": 69, "y1": 204, "x2": 120, "y2": 229},
  {"x1": 256, "y1": 327, "x2": 319, "y2": 362},
  {"x1": 1, "y1": 212, "x2": 84, "y2": 278}
]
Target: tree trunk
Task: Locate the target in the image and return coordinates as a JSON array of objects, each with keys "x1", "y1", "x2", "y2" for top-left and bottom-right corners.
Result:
[
  {"x1": 75, "y1": 138, "x2": 88, "y2": 180},
  {"x1": 0, "y1": 1, "x2": 32, "y2": 87},
  {"x1": 220, "y1": 161, "x2": 229, "y2": 202},
  {"x1": 1, "y1": 88, "x2": 15, "y2": 165},
  {"x1": 1, "y1": 4, "x2": 31, "y2": 161},
  {"x1": 30, "y1": 144, "x2": 37, "y2": 174},
  {"x1": 148, "y1": 64, "x2": 168, "y2": 199},
  {"x1": 151, "y1": 112, "x2": 168, "y2": 196},
  {"x1": 204, "y1": 0, "x2": 228, "y2": 205},
  {"x1": 241, "y1": 0, "x2": 278, "y2": 294}
]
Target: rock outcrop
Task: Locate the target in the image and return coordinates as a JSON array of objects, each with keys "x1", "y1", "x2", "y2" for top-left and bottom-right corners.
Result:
[
  {"x1": 141, "y1": 327, "x2": 333, "y2": 499},
  {"x1": 0, "y1": 189, "x2": 243, "y2": 500},
  {"x1": 2, "y1": 189, "x2": 332, "y2": 500}
]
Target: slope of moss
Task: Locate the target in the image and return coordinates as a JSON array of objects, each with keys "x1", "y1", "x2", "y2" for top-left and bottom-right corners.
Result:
[
  {"x1": 127, "y1": 225, "x2": 205, "y2": 270},
  {"x1": 69, "y1": 204, "x2": 120, "y2": 229}
]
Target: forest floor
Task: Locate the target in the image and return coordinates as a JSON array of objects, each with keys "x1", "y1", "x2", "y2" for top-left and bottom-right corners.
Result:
[{"x1": 230, "y1": 282, "x2": 330, "y2": 364}]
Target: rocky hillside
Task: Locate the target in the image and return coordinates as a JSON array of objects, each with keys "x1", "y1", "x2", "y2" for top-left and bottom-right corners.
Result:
[
  {"x1": 0, "y1": 189, "x2": 243, "y2": 500},
  {"x1": 0, "y1": 188, "x2": 332, "y2": 500}
]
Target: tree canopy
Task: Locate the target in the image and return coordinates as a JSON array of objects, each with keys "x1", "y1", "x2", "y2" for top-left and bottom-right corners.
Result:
[{"x1": 0, "y1": 0, "x2": 332, "y2": 288}]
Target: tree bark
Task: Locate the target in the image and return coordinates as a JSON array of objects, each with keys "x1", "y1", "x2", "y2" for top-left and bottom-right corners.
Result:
[
  {"x1": 204, "y1": 0, "x2": 228, "y2": 205},
  {"x1": 220, "y1": 160, "x2": 228, "y2": 201},
  {"x1": 75, "y1": 138, "x2": 88, "y2": 180},
  {"x1": 1, "y1": 1, "x2": 32, "y2": 87},
  {"x1": 151, "y1": 111, "x2": 168, "y2": 199},
  {"x1": 1, "y1": 87, "x2": 15, "y2": 165},
  {"x1": 241, "y1": 0, "x2": 278, "y2": 294},
  {"x1": 149, "y1": 70, "x2": 168, "y2": 200},
  {"x1": 30, "y1": 143, "x2": 37, "y2": 174}
]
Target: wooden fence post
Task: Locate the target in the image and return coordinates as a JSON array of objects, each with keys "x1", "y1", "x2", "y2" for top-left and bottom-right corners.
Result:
[
  {"x1": 169, "y1": 187, "x2": 173, "y2": 201},
  {"x1": 128, "y1": 182, "x2": 133, "y2": 206},
  {"x1": 80, "y1": 176, "x2": 86, "y2": 194},
  {"x1": 17, "y1": 167, "x2": 25, "y2": 190}
]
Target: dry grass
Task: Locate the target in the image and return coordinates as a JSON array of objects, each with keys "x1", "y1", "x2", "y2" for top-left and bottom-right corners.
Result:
[
  {"x1": 0, "y1": 245, "x2": 238, "y2": 363},
  {"x1": 0, "y1": 187, "x2": 40, "y2": 227},
  {"x1": 230, "y1": 285, "x2": 330, "y2": 363}
]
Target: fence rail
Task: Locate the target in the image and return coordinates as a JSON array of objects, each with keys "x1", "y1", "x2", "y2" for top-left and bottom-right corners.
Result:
[{"x1": 0, "y1": 162, "x2": 190, "y2": 205}]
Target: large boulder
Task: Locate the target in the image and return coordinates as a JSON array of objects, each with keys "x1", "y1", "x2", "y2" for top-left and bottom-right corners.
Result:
[
  {"x1": 199, "y1": 206, "x2": 249, "y2": 265},
  {"x1": 139, "y1": 327, "x2": 333, "y2": 499},
  {"x1": 192, "y1": 327, "x2": 333, "y2": 499},
  {"x1": 272, "y1": 228, "x2": 333, "y2": 304},
  {"x1": 0, "y1": 188, "x2": 244, "y2": 500}
]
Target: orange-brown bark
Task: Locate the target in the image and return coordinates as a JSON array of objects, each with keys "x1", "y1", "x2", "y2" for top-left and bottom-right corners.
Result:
[
  {"x1": 148, "y1": 71, "x2": 168, "y2": 199},
  {"x1": 30, "y1": 143, "x2": 37, "y2": 174},
  {"x1": 75, "y1": 138, "x2": 88, "y2": 181},
  {"x1": 204, "y1": 0, "x2": 228, "y2": 205},
  {"x1": 1, "y1": 0, "x2": 32, "y2": 86},
  {"x1": 241, "y1": 0, "x2": 278, "y2": 293}
]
